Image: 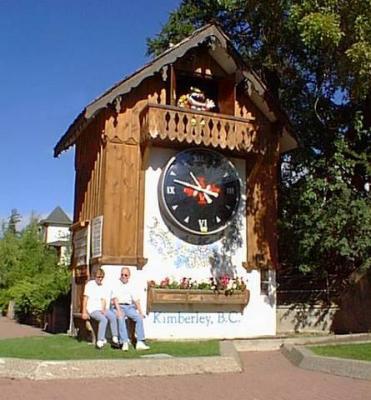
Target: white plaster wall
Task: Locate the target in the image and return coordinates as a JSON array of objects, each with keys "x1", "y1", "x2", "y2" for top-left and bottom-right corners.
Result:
[{"x1": 140, "y1": 147, "x2": 276, "y2": 339}]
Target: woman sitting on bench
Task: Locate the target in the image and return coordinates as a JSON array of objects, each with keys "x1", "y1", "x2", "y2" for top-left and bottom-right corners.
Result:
[{"x1": 82, "y1": 268, "x2": 119, "y2": 349}]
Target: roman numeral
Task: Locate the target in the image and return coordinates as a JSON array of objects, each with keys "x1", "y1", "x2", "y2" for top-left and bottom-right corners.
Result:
[
  {"x1": 198, "y1": 219, "x2": 208, "y2": 232},
  {"x1": 166, "y1": 186, "x2": 175, "y2": 194}
]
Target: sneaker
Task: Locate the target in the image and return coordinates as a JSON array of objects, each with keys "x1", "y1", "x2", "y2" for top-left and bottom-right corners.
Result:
[
  {"x1": 136, "y1": 341, "x2": 150, "y2": 350},
  {"x1": 112, "y1": 336, "x2": 119, "y2": 344},
  {"x1": 96, "y1": 340, "x2": 105, "y2": 349},
  {"x1": 122, "y1": 342, "x2": 129, "y2": 352},
  {"x1": 102, "y1": 338, "x2": 107, "y2": 345}
]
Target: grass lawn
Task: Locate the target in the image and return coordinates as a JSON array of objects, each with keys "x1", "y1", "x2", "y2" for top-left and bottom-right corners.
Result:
[
  {"x1": 310, "y1": 342, "x2": 371, "y2": 362},
  {"x1": 0, "y1": 335, "x2": 219, "y2": 360}
]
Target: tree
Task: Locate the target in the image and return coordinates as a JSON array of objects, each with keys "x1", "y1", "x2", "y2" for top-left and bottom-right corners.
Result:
[
  {"x1": 0, "y1": 215, "x2": 70, "y2": 322},
  {"x1": 6, "y1": 209, "x2": 21, "y2": 235},
  {"x1": 147, "y1": 1, "x2": 371, "y2": 288}
]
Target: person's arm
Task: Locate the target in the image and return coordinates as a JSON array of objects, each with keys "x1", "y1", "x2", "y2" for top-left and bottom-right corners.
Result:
[
  {"x1": 100, "y1": 298, "x2": 107, "y2": 314},
  {"x1": 134, "y1": 299, "x2": 145, "y2": 318},
  {"x1": 112, "y1": 297, "x2": 124, "y2": 318},
  {"x1": 82, "y1": 295, "x2": 89, "y2": 320}
]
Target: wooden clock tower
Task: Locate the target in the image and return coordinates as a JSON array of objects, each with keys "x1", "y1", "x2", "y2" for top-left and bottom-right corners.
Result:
[{"x1": 55, "y1": 24, "x2": 296, "y2": 339}]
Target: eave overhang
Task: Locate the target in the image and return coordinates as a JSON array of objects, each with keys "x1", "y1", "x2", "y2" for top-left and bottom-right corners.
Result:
[{"x1": 54, "y1": 24, "x2": 297, "y2": 157}]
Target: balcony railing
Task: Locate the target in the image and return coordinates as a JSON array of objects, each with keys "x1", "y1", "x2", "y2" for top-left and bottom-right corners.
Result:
[{"x1": 140, "y1": 103, "x2": 266, "y2": 154}]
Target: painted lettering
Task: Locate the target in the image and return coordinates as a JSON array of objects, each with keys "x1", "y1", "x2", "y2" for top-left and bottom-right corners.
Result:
[
  {"x1": 217, "y1": 313, "x2": 227, "y2": 324},
  {"x1": 153, "y1": 312, "x2": 162, "y2": 323},
  {"x1": 228, "y1": 312, "x2": 240, "y2": 323},
  {"x1": 152, "y1": 312, "x2": 240, "y2": 326}
]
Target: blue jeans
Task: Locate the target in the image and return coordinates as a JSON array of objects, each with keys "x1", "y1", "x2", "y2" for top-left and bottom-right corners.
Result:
[
  {"x1": 117, "y1": 304, "x2": 145, "y2": 343},
  {"x1": 90, "y1": 310, "x2": 118, "y2": 342}
]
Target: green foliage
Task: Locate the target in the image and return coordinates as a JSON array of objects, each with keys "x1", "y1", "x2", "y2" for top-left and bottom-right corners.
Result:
[
  {"x1": 279, "y1": 122, "x2": 370, "y2": 280},
  {"x1": 147, "y1": 1, "x2": 371, "y2": 288},
  {"x1": 294, "y1": 10, "x2": 343, "y2": 49},
  {"x1": 0, "y1": 215, "x2": 70, "y2": 320}
]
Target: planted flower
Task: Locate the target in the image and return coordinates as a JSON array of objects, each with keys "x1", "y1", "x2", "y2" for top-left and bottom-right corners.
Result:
[{"x1": 148, "y1": 275, "x2": 246, "y2": 296}]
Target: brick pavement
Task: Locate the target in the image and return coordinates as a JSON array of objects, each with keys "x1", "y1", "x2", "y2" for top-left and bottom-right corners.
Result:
[
  {"x1": 1, "y1": 351, "x2": 370, "y2": 400},
  {"x1": 1, "y1": 317, "x2": 370, "y2": 400}
]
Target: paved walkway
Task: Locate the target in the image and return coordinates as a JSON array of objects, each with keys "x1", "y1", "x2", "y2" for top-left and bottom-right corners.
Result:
[
  {"x1": 1, "y1": 351, "x2": 370, "y2": 400},
  {"x1": 0, "y1": 316, "x2": 49, "y2": 339},
  {"x1": 1, "y1": 317, "x2": 371, "y2": 399}
]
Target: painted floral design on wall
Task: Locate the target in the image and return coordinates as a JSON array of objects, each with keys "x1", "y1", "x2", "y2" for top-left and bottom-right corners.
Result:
[{"x1": 148, "y1": 217, "x2": 217, "y2": 269}]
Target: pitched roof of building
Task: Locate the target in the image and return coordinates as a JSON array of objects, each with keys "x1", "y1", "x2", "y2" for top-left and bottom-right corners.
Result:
[
  {"x1": 54, "y1": 24, "x2": 297, "y2": 157},
  {"x1": 40, "y1": 206, "x2": 72, "y2": 226}
]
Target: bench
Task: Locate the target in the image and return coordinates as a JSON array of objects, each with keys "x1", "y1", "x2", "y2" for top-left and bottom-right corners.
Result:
[{"x1": 72, "y1": 312, "x2": 136, "y2": 345}]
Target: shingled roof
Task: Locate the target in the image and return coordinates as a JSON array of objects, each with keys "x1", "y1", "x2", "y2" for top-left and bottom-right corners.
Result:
[
  {"x1": 54, "y1": 24, "x2": 297, "y2": 157},
  {"x1": 40, "y1": 206, "x2": 72, "y2": 226}
]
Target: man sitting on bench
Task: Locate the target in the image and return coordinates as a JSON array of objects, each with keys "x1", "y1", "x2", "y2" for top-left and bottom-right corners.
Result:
[{"x1": 112, "y1": 267, "x2": 150, "y2": 351}]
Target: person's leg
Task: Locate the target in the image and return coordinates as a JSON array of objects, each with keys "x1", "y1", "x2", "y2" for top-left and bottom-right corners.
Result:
[
  {"x1": 124, "y1": 305, "x2": 145, "y2": 341},
  {"x1": 105, "y1": 309, "x2": 118, "y2": 339},
  {"x1": 117, "y1": 306, "x2": 129, "y2": 343},
  {"x1": 89, "y1": 311, "x2": 108, "y2": 342}
]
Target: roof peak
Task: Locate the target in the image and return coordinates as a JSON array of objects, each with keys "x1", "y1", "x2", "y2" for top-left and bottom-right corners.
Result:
[{"x1": 41, "y1": 206, "x2": 72, "y2": 226}]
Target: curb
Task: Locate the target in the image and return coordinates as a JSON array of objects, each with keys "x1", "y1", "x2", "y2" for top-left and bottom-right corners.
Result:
[
  {"x1": 234, "y1": 333, "x2": 371, "y2": 352},
  {"x1": 0, "y1": 340, "x2": 242, "y2": 380},
  {"x1": 281, "y1": 343, "x2": 371, "y2": 381}
]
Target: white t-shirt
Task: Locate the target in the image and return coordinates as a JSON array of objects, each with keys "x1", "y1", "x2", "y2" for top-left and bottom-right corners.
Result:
[
  {"x1": 112, "y1": 280, "x2": 140, "y2": 305},
  {"x1": 84, "y1": 280, "x2": 109, "y2": 314}
]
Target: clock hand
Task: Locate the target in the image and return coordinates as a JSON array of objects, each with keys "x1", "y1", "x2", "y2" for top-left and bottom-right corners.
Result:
[
  {"x1": 189, "y1": 172, "x2": 212, "y2": 204},
  {"x1": 173, "y1": 179, "x2": 219, "y2": 198}
]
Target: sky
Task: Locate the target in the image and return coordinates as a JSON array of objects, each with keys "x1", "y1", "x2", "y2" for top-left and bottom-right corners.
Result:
[{"x1": 0, "y1": 0, "x2": 180, "y2": 225}]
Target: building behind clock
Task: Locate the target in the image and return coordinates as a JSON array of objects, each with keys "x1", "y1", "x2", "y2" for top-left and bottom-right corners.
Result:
[{"x1": 55, "y1": 24, "x2": 297, "y2": 339}]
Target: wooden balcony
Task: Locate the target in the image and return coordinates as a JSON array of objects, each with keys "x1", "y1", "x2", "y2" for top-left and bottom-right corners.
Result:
[
  {"x1": 140, "y1": 103, "x2": 266, "y2": 154},
  {"x1": 146, "y1": 286, "x2": 250, "y2": 313}
]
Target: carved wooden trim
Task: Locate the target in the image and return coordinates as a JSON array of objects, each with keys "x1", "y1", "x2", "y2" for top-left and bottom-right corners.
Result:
[
  {"x1": 140, "y1": 103, "x2": 265, "y2": 155},
  {"x1": 93, "y1": 255, "x2": 148, "y2": 269},
  {"x1": 109, "y1": 135, "x2": 124, "y2": 144},
  {"x1": 242, "y1": 258, "x2": 274, "y2": 271},
  {"x1": 124, "y1": 137, "x2": 139, "y2": 146},
  {"x1": 70, "y1": 220, "x2": 89, "y2": 231}
]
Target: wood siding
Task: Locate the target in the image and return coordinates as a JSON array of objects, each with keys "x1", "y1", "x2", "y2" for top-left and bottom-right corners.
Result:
[
  {"x1": 74, "y1": 117, "x2": 105, "y2": 223},
  {"x1": 98, "y1": 76, "x2": 167, "y2": 266},
  {"x1": 245, "y1": 124, "x2": 279, "y2": 269}
]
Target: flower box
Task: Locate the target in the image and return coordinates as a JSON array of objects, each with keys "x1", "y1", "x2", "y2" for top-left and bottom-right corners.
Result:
[{"x1": 146, "y1": 286, "x2": 250, "y2": 313}]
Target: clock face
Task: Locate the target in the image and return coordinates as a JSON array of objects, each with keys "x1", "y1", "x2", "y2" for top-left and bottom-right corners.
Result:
[{"x1": 159, "y1": 148, "x2": 241, "y2": 237}]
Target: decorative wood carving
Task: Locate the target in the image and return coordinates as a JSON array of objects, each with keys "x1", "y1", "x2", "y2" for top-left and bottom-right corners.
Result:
[
  {"x1": 161, "y1": 66, "x2": 168, "y2": 82},
  {"x1": 109, "y1": 135, "x2": 124, "y2": 144},
  {"x1": 94, "y1": 255, "x2": 148, "y2": 269},
  {"x1": 123, "y1": 137, "x2": 139, "y2": 146},
  {"x1": 114, "y1": 96, "x2": 122, "y2": 114},
  {"x1": 140, "y1": 103, "x2": 265, "y2": 154}
]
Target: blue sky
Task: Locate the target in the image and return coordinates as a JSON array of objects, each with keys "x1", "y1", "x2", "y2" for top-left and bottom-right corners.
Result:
[{"x1": 0, "y1": 0, "x2": 180, "y2": 225}]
